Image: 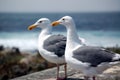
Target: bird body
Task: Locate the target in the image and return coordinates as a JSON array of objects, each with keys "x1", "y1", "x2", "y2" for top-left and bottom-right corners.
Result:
[
  {"x1": 51, "y1": 16, "x2": 120, "y2": 80},
  {"x1": 28, "y1": 18, "x2": 67, "y2": 80},
  {"x1": 66, "y1": 45, "x2": 120, "y2": 77},
  {"x1": 38, "y1": 33, "x2": 66, "y2": 64}
]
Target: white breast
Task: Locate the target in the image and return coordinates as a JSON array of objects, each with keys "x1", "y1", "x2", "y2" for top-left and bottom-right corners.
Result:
[{"x1": 38, "y1": 35, "x2": 65, "y2": 64}]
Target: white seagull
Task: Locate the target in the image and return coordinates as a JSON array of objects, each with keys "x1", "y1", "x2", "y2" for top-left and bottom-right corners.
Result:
[
  {"x1": 28, "y1": 18, "x2": 67, "y2": 80},
  {"x1": 51, "y1": 16, "x2": 120, "y2": 80}
]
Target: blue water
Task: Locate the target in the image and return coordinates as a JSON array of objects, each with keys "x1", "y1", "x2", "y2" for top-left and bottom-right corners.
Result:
[{"x1": 0, "y1": 13, "x2": 120, "y2": 50}]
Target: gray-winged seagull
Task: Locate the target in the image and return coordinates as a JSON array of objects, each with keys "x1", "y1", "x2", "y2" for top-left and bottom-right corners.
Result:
[
  {"x1": 28, "y1": 18, "x2": 67, "y2": 80},
  {"x1": 51, "y1": 16, "x2": 120, "y2": 80}
]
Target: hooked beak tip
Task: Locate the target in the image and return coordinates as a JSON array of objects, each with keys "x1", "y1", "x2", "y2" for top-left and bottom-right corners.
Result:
[{"x1": 51, "y1": 21, "x2": 60, "y2": 27}]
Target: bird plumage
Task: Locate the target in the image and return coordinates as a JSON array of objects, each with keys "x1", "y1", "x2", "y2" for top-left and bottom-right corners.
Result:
[
  {"x1": 73, "y1": 46, "x2": 118, "y2": 67},
  {"x1": 51, "y1": 16, "x2": 120, "y2": 80},
  {"x1": 44, "y1": 34, "x2": 66, "y2": 57}
]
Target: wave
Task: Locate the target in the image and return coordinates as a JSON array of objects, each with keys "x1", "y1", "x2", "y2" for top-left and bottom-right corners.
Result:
[
  {"x1": 0, "y1": 32, "x2": 38, "y2": 51},
  {"x1": 0, "y1": 31, "x2": 120, "y2": 51},
  {"x1": 0, "y1": 38, "x2": 37, "y2": 51}
]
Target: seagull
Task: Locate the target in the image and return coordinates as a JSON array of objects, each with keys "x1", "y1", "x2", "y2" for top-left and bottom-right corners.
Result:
[
  {"x1": 51, "y1": 16, "x2": 120, "y2": 80},
  {"x1": 28, "y1": 18, "x2": 67, "y2": 80}
]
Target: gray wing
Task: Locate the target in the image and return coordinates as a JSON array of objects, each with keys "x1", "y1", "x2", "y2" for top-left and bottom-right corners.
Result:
[
  {"x1": 73, "y1": 46, "x2": 118, "y2": 67},
  {"x1": 43, "y1": 34, "x2": 66, "y2": 57}
]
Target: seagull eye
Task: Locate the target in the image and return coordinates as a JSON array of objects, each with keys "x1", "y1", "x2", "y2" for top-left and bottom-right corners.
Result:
[
  {"x1": 39, "y1": 21, "x2": 43, "y2": 23},
  {"x1": 62, "y1": 18, "x2": 65, "y2": 21}
]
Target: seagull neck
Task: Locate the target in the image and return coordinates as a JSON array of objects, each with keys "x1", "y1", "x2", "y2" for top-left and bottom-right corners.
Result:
[
  {"x1": 66, "y1": 24, "x2": 81, "y2": 49},
  {"x1": 40, "y1": 26, "x2": 52, "y2": 37},
  {"x1": 38, "y1": 26, "x2": 52, "y2": 49}
]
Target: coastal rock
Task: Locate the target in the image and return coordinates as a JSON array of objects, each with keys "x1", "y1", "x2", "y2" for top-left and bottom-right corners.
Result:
[
  {"x1": 1, "y1": 46, "x2": 120, "y2": 80},
  {"x1": 0, "y1": 45, "x2": 4, "y2": 51},
  {"x1": 0, "y1": 75, "x2": 9, "y2": 80},
  {"x1": 11, "y1": 65, "x2": 120, "y2": 80},
  {"x1": 12, "y1": 47, "x2": 20, "y2": 54},
  {"x1": 11, "y1": 65, "x2": 28, "y2": 77}
]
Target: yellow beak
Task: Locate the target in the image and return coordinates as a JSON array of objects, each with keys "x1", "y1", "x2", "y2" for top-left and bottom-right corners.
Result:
[
  {"x1": 51, "y1": 21, "x2": 60, "y2": 27},
  {"x1": 28, "y1": 24, "x2": 37, "y2": 30}
]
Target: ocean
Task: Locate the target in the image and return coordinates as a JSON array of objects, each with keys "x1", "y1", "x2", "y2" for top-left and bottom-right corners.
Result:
[{"x1": 0, "y1": 12, "x2": 120, "y2": 51}]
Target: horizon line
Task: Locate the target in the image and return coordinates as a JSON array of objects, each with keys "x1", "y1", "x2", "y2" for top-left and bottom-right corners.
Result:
[{"x1": 0, "y1": 11, "x2": 120, "y2": 14}]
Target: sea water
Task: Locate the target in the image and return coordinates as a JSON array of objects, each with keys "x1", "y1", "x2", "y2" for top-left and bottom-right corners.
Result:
[{"x1": 0, "y1": 13, "x2": 120, "y2": 51}]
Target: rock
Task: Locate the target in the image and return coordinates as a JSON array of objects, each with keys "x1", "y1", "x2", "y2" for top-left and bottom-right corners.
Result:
[
  {"x1": 0, "y1": 45, "x2": 4, "y2": 51},
  {"x1": 12, "y1": 47, "x2": 20, "y2": 54},
  {"x1": 1, "y1": 75, "x2": 9, "y2": 80},
  {"x1": 0, "y1": 56, "x2": 4, "y2": 65},
  {"x1": 19, "y1": 58, "x2": 29, "y2": 65},
  {"x1": 36, "y1": 63, "x2": 46, "y2": 71},
  {"x1": 11, "y1": 65, "x2": 28, "y2": 78},
  {"x1": 11, "y1": 65, "x2": 120, "y2": 80}
]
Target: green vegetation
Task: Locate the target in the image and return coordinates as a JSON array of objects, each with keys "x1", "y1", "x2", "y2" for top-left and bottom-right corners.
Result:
[{"x1": 106, "y1": 47, "x2": 120, "y2": 54}]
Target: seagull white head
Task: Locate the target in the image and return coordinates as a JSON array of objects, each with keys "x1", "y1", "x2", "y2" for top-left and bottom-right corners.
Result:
[
  {"x1": 51, "y1": 16, "x2": 75, "y2": 28},
  {"x1": 28, "y1": 18, "x2": 51, "y2": 30}
]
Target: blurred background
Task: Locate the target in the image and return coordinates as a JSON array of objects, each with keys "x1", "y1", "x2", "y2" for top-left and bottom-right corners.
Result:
[{"x1": 0, "y1": 0, "x2": 120, "y2": 80}]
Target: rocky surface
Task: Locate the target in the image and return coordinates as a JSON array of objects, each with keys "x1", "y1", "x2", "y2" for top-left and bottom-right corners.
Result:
[
  {"x1": 1, "y1": 46, "x2": 120, "y2": 80},
  {"x1": 11, "y1": 65, "x2": 120, "y2": 80},
  {"x1": 0, "y1": 45, "x2": 56, "y2": 80}
]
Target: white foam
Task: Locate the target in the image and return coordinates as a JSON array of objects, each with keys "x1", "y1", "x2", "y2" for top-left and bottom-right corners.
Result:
[
  {"x1": 0, "y1": 31, "x2": 120, "y2": 51},
  {"x1": 0, "y1": 38, "x2": 37, "y2": 51}
]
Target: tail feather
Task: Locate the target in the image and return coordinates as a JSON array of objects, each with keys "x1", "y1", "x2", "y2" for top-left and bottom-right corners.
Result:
[{"x1": 112, "y1": 53, "x2": 120, "y2": 62}]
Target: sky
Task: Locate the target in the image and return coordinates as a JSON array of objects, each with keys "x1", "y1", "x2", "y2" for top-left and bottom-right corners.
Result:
[{"x1": 0, "y1": 0, "x2": 120, "y2": 13}]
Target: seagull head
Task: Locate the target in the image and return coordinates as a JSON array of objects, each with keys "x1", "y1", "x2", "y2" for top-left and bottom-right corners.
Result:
[
  {"x1": 28, "y1": 18, "x2": 51, "y2": 30},
  {"x1": 51, "y1": 16, "x2": 74, "y2": 28}
]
